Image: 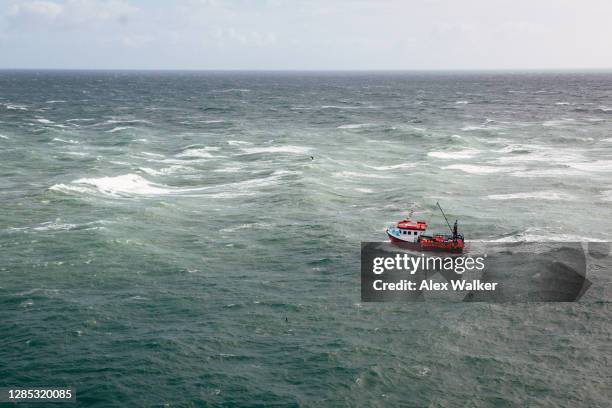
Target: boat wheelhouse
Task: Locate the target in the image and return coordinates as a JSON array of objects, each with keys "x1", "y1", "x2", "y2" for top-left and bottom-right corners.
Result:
[{"x1": 387, "y1": 219, "x2": 427, "y2": 243}]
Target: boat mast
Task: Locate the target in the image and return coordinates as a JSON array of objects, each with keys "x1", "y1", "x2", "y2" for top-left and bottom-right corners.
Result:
[{"x1": 436, "y1": 202, "x2": 454, "y2": 235}]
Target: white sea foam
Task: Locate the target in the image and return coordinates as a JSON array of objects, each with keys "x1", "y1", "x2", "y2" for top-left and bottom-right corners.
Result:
[
  {"x1": 567, "y1": 160, "x2": 612, "y2": 172},
  {"x1": 334, "y1": 171, "x2": 391, "y2": 179},
  {"x1": 494, "y1": 144, "x2": 538, "y2": 154},
  {"x1": 8, "y1": 221, "x2": 74, "y2": 232},
  {"x1": 49, "y1": 184, "x2": 93, "y2": 195},
  {"x1": 476, "y1": 137, "x2": 512, "y2": 145},
  {"x1": 52, "y1": 137, "x2": 79, "y2": 144},
  {"x1": 176, "y1": 146, "x2": 220, "y2": 159},
  {"x1": 159, "y1": 158, "x2": 208, "y2": 165},
  {"x1": 206, "y1": 192, "x2": 257, "y2": 199},
  {"x1": 586, "y1": 117, "x2": 605, "y2": 123},
  {"x1": 337, "y1": 123, "x2": 373, "y2": 129},
  {"x1": 209, "y1": 171, "x2": 293, "y2": 194},
  {"x1": 36, "y1": 118, "x2": 54, "y2": 124},
  {"x1": 460, "y1": 121, "x2": 506, "y2": 131},
  {"x1": 219, "y1": 222, "x2": 272, "y2": 233},
  {"x1": 0, "y1": 134, "x2": 8, "y2": 139},
  {"x1": 443, "y1": 164, "x2": 516, "y2": 175},
  {"x1": 214, "y1": 166, "x2": 243, "y2": 173},
  {"x1": 555, "y1": 102, "x2": 570, "y2": 105},
  {"x1": 366, "y1": 163, "x2": 416, "y2": 171},
  {"x1": 212, "y1": 88, "x2": 250, "y2": 93},
  {"x1": 51, "y1": 174, "x2": 174, "y2": 197},
  {"x1": 461, "y1": 125, "x2": 487, "y2": 131},
  {"x1": 428, "y1": 148, "x2": 480, "y2": 160},
  {"x1": 50, "y1": 170, "x2": 288, "y2": 199},
  {"x1": 241, "y1": 145, "x2": 312, "y2": 155},
  {"x1": 601, "y1": 190, "x2": 612, "y2": 201},
  {"x1": 14, "y1": 288, "x2": 61, "y2": 296},
  {"x1": 494, "y1": 148, "x2": 582, "y2": 164},
  {"x1": 510, "y1": 168, "x2": 586, "y2": 178},
  {"x1": 455, "y1": 100, "x2": 469, "y2": 104},
  {"x1": 46, "y1": 100, "x2": 66, "y2": 104},
  {"x1": 564, "y1": 136, "x2": 594, "y2": 142},
  {"x1": 107, "y1": 126, "x2": 136, "y2": 133},
  {"x1": 202, "y1": 120, "x2": 225, "y2": 124},
  {"x1": 4, "y1": 103, "x2": 28, "y2": 111},
  {"x1": 486, "y1": 191, "x2": 575, "y2": 201},
  {"x1": 321, "y1": 105, "x2": 360, "y2": 110},
  {"x1": 8, "y1": 219, "x2": 109, "y2": 233},
  {"x1": 129, "y1": 296, "x2": 150, "y2": 301},
  {"x1": 227, "y1": 140, "x2": 251, "y2": 146},
  {"x1": 140, "y1": 152, "x2": 165, "y2": 158},
  {"x1": 484, "y1": 234, "x2": 605, "y2": 243},
  {"x1": 32, "y1": 221, "x2": 77, "y2": 231},
  {"x1": 354, "y1": 188, "x2": 374, "y2": 193},
  {"x1": 139, "y1": 165, "x2": 191, "y2": 176},
  {"x1": 542, "y1": 118, "x2": 575, "y2": 127},
  {"x1": 139, "y1": 167, "x2": 164, "y2": 176},
  {"x1": 66, "y1": 118, "x2": 95, "y2": 122},
  {"x1": 105, "y1": 119, "x2": 151, "y2": 125}
]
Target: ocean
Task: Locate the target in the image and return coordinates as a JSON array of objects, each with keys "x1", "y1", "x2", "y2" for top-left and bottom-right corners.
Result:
[{"x1": 1, "y1": 71, "x2": 611, "y2": 406}]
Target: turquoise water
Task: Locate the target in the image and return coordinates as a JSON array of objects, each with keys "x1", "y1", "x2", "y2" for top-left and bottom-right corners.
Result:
[{"x1": 1, "y1": 71, "x2": 611, "y2": 406}]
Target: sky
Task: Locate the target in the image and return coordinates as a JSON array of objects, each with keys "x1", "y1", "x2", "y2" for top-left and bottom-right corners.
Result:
[{"x1": 0, "y1": 0, "x2": 611, "y2": 70}]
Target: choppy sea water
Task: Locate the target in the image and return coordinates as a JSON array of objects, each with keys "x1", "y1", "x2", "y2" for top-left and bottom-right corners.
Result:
[{"x1": 1, "y1": 71, "x2": 611, "y2": 406}]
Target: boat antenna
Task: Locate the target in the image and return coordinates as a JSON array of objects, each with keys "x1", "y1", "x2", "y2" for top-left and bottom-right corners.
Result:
[{"x1": 436, "y1": 202, "x2": 453, "y2": 235}]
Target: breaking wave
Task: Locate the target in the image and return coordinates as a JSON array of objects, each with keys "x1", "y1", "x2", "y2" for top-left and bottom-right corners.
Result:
[
  {"x1": 2, "y1": 103, "x2": 28, "y2": 111},
  {"x1": 337, "y1": 123, "x2": 374, "y2": 129},
  {"x1": 50, "y1": 174, "x2": 176, "y2": 197},
  {"x1": 8, "y1": 219, "x2": 109, "y2": 233},
  {"x1": 139, "y1": 165, "x2": 193, "y2": 176},
  {"x1": 49, "y1": 170, "x2": 293, "y2": 199},
  {"x1": 52, "y1": 138, "x2": 79, "y2": 144},
  {"x1": 567, "y1": 160, "x2": 612, "y2": 172},
  {"x1": 334, "y1": 171, "x2": 391, "y2": 179},
  {"x1": 241, "y1": 145, "x2": 312, "y2": 155},
  {"x1": 366, "y1": 163, "x2": 416, "y2": 171},
  {"x1": 227, "y1": 140, "x2": 251, "y2": 146},
  {"x1": 176, "y1": 146, "x2": 220, "y2": 159},
  {"x1": 107, "y1": 126, "x2": 136, "y2": 133},
  {"x1": 484, "y1": 233, "x2": 605, "y2": 243},
  {"x1": 486, "y1": 191, "x2": 576, "y2": 201},
  {"x1": 321, "y1": 105, "x2": 361, "y2": 110},
  {"x1": 443, "y1": 164, "x2": 517, "y2": 175},
  {"x1": 428, "y1": 149, "x2": 480, "y2": 160}
]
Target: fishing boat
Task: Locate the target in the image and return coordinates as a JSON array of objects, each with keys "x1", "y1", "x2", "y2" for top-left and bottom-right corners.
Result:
[{"x1": 386, "y1": 203, "x2": 465, "y2": 253}]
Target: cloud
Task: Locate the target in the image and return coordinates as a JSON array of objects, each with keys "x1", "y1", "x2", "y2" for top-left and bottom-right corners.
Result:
[
  {"x1": 9, "y1": 1, "x2": 63, "y2": 19},
  {"x1": 121, "y1": 34, "x2": 153, "y2": 48},
  {"x1": 2, "y1": 0, "x2": 612, "y2": 69},
  {"x1": 7, "y1": 0, "x2": 138, "y2": 27},
  {"x1": 211, "y1": 28, "x2": 276, "y2": 47}
]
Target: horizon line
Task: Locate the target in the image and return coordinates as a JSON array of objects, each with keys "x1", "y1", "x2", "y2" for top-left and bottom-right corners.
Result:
[{"x1": 1, "y1": 67, "x2": 612, "y2": 73}]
